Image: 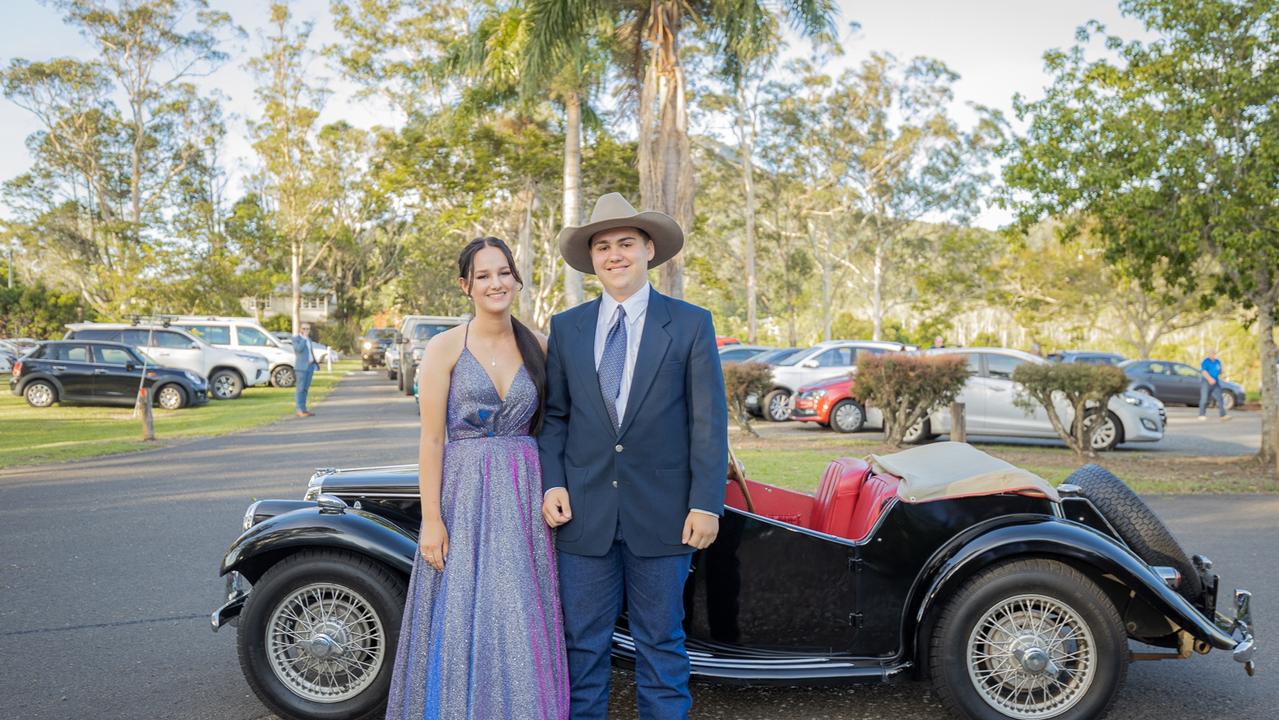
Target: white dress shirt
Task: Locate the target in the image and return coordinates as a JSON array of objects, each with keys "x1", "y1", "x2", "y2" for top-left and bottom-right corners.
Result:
[{"x1": 594, "y1": 282, "x2": 650, "y2": 424}]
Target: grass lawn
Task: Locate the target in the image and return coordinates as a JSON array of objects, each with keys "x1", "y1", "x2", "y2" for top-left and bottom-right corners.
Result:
[
  {"x1": 0, "y1": 360, "x2": 359, "y2": 469},
  {"x1": 731, "y1": 424, "x2": 1276, "y2": 496}
]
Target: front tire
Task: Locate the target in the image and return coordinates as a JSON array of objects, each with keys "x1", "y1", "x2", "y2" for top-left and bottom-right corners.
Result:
[
  {"x1": 930, "y1": 558, "x2": 1128, "y2": 720},
  {"x1": 763, "y1": 389, "x2": 792, "y2": 422},
  {"x1": 155, "y1": 384, "x2": 186, "y2": 410},
  {"x1": 210, "y1": 369, "x2": 244, "y2": 400},
  {"x1": 24, "y1": 380, "x2": 57, "y2": 408},
  {"x1": 237, "y1": 550, "x2": 406, "y2": 720},
  {"x1": 272, "y1": 365, "x2": 296, "y2": 388},
  {"x1": 402, "y1": 362, "x2": 416, "y2": 396},
  {"x1": 1083, "y1": 410, "x2": 1123, "y2": 452}
]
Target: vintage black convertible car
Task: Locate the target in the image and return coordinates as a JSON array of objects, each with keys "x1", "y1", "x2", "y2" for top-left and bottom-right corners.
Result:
[{"x1": 212, "y1": 442, "x2": 1256, "y2": 720}]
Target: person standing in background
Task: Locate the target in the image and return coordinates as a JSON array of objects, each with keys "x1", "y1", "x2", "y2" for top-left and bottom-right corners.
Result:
[
  {"x1": 291, "y1": 323, "x2": 321, "y2": 417},
  {"x1": 1198, "y1": 348, "x2": 1231, "y2": 422}
]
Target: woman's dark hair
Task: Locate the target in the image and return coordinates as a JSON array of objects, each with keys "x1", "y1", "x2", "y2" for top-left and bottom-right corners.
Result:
[{"x1": 458, "y1": 236, "x2": 547, "y2": 434}]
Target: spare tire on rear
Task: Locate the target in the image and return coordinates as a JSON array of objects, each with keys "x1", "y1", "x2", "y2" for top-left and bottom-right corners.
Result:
[{"x1": 1065, "y1": 464, "x2": 1202, "y2": 601}]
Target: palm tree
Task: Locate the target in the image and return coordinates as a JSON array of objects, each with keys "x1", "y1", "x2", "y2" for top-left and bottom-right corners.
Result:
[{"x1": 529, "y1": 0, "x2": 838, "y2": 299}]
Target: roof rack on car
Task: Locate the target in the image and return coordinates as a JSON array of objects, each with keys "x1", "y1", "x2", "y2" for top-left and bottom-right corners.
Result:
[{"x1": 130, "y1": 314, "x2": 180, "y2": 328}]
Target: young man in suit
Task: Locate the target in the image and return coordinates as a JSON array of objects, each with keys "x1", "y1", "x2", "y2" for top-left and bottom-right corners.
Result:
[{"x1": 539, "y1": 193, "x2": 729, "y2": 719}]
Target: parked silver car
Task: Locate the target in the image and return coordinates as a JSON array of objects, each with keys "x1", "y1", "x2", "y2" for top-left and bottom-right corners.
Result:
[
  {"x1": 867, "y1": 348, "x2": 1165, "y2": 451},
  {"x1": 746, "y1": 339, "x2": 915, "y2": 421}
]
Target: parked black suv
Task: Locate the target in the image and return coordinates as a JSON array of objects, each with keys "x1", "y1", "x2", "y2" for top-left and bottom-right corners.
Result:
[
  {"x1": 359, "y1": 328, "x2": 396, "y2": 371},
  {"x1": 9, "y1": 340, "x2": 209, "y2": 409}
]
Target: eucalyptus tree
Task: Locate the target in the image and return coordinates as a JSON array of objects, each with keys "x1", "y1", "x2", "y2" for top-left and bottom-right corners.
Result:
[
  {"x1": 1, "y1": 0, "x2": 238, "y2": 314},
  {"x1": 248, "y1": 2, "x2": 329, "y2": 333},
  {"x1": 528, "y1": 0, "x2": 838, "y2": 299},
  {"x1": 1004, "y1": 0, "x2": 1279, "y2": 477}
]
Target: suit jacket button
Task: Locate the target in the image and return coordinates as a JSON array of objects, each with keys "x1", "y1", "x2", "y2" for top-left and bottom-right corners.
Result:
[
  {"x1": 614, "y1": 444, "x2": 623, "y2": 453},
  {"x1": 612, "y1": 480, "x2": 618, "y2": 488}
]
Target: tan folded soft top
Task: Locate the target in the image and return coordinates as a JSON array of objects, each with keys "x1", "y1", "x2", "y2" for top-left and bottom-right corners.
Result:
[{"x1": 869, "y1": 441, "x2": 1060, "y2": 503}]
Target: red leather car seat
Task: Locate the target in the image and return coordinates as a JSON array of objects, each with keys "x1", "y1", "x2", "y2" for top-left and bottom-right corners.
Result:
[
  {"x1": 846, "y1": 472, "x2": 900, "y2": 541},
  {"x1": 810, "y1": 458, "x2": 873, "y2": 538}
]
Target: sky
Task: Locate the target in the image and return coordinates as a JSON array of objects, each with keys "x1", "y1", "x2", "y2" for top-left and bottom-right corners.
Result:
[{"x1": 0, "y1": 0, "x2": 1150, "y2": 230}]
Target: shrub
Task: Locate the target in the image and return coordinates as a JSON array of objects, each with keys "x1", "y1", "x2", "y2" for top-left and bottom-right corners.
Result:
[
  {"x1": 0, "y1": 281, "x2": 95, "y2": 339},
  {"x1": 1012, "y1": 363, "x2": 1130, "y2": 458},
  {"x1": 854, "y1": 354, "x2": 970, "y2": 447},
  {"x1": 723, "y1": 361, "x2": 775, "y2": 437}
]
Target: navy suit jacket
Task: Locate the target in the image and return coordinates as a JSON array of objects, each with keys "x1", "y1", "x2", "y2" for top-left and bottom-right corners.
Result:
[{"x1": 538, "y1": 290, "x2": 729, "y2": 558}]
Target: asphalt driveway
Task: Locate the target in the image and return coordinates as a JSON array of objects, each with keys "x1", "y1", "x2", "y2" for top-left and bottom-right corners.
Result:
[{"x1": 0, "y1": 371, "x2": 1269, "y2": 720}]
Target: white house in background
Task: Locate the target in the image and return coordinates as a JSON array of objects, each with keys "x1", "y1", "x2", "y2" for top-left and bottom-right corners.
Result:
[{"x1": 241, "y1": 284, "x2": 335, "y2": 323}]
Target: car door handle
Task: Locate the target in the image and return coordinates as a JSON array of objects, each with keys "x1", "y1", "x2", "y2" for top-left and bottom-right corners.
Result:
[
  {"x1": 94, "y1": 368, "x2": 109, "y2": 375},
  {"x1": 52, "y1": 365, "x2": 66, "y2": 372}
]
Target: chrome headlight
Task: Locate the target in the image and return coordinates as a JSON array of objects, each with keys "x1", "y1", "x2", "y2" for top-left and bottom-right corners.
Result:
[
  {"x1": 363, "y1": 340, "x2": 373, "y2": 350},
  {"x1": 1123, "y1": 393, "x2": 1143, "y2": 406}
]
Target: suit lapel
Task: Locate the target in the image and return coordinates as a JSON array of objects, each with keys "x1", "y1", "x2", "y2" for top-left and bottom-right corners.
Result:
[
  {"x1": 618, "y1": 290, "x2": 672, "y2": 439},
  {"x1": 571, "y1": 298, "x2": 615, "y2": 432}
]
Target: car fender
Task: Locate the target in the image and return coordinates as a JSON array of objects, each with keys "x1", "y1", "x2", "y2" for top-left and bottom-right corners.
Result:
[
  {"x1": 908, "y1": 515, "x2": 1237, "y2": 664},
  {"x1": 17, "y1": 373, "x2": 65, "y2": 397},
  {"x1": 219, "y1": 505, "x2": 417, "y2": 583}
]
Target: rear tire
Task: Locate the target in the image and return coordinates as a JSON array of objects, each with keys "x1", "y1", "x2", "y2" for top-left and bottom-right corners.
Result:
[
  {"x1": 830, "y1": 399, "x2": 866, "y2": 433},
  {"x1": 236, "y1": 550, "x2": 406, "y2": 720},
  {"x1": 930, "y1": 558, "x2": 1127, "y2": 720},
  {"x1": 903, "y1": 418, "x2": 932, "y2": 444},
  {"x1": 1065, "y1": 464, "x2": 1203, "y2": 601},
  {"x1": 24, "y1": 380, "x2": 57, "y2": 408},
  {"x1": 402, "y1": 362, "x2": 416, "y2": 396}
]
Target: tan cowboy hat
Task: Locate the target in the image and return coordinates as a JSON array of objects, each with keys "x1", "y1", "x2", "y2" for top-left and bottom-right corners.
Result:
[{"x1": 557, "y1": 193, "x2": 684, "y2": 275}]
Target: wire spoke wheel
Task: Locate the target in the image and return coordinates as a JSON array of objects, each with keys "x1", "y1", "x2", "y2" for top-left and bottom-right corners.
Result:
[
  {"x1": 265, "y1": 583, "x2": 386, "y2": 704},
  {"x1": 966, "y1": 593, "x2": 1096, "y2": 719}
]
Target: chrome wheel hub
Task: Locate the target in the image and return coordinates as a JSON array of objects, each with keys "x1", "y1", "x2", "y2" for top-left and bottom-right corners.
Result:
[
  {"x1": 768, "y1": 394, "x2": 791, "y2": 421},
  {"x1": 27, "y1": 384, "x2": 52, "y2": 406},
  {"x1": 966, "y1": 594, "x2": 1096, "y2": 719},
  {"x1": 266, "y1": 583, "x2": 385, "y2": 704},
  {"x1": 835, "y1": 403, "x2": 862, "y2": 431},
  {"x1": 1088, "y1": 416, "x2": 1116, "y2": 449},
  {"x1": 213, "y1": 376, "x2": 235, "y2": 398}
]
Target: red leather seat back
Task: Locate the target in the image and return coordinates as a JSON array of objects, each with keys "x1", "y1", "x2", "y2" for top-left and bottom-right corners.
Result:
[
  {"x1": 811, "y1": 458, "x2": 872, "y2": 538},
  {"x1": 847, "y1": 472, "x2": 900, "y2": 541}
]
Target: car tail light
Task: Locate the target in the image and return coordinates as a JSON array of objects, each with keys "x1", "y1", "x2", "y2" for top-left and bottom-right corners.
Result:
[{"x1": 11, "y1": 360, "x2": 21, "y2": 379}]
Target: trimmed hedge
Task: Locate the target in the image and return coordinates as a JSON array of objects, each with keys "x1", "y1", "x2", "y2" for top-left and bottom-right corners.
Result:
[{"x1": 854, "y1": 353, "x2": 970, "y2": 447}]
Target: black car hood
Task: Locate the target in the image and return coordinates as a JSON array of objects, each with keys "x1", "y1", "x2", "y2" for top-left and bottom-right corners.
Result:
[{"x1": 314, "y1": 464, "x2": 420, "y2": 496}]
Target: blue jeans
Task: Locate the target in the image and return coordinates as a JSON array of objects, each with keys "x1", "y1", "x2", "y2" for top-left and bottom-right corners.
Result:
[
  {"x1": 558, "y1": 543, "x2": 693, "y2": 720},
  {"x1": 1199, "y1": 380, "x2": 1225, "y2": 417},
  {"x1": 295, "y1": 366, "x2": 315, "y2": 412}
]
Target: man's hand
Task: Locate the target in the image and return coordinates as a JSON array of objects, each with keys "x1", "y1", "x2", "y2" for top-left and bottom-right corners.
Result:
[
  {"x1": 542, "y1": 487, "x2": 573, "y2": 528},
  {"x1": 682, "y1": 511, "x2": 719, "y2": 549}
]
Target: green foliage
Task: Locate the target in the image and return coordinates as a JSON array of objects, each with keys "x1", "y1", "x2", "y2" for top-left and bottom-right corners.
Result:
[
  {"x1": 722, "y1": 360, "x2": 775, "y2": 437},
  {"x1": 0, "y1": 280, "x2": 96, "y2": 339},
  {"x1": 853, "y1": 354, "x2": 969, "y2": 447},
  {"x1": 1012, "y1": 363, "x2": 1130, "y2": 458}
]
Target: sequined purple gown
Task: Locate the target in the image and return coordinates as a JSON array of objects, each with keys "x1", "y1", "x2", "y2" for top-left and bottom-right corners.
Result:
[{"x1": 386, "y1": 349, "x2": 568, "y2": 720}]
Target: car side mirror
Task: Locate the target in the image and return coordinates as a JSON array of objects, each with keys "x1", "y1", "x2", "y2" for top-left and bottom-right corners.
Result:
[
  {"x1": 395, "y1": 333, "x2": 403, "y2": 344},
  {"x1": 801, "y1": 359, "x2": 819, "y2": 368},
  {"x1": 126, "y1": 362, "x2": 137, "y2": 371}
]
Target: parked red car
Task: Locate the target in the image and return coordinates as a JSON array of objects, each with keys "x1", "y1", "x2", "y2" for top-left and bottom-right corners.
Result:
[
  {"x1": 716, "y1": 336, "x2": 740, "y2": 348},
  {"x1": 792, "y1": 375, "x2": 866, "y2": 433}
]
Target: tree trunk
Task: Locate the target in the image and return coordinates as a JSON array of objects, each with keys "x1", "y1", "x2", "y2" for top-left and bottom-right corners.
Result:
[
  {"x1": 517, "y1": 182, "x2": 535, "y2": 319},
  {"x1": 291, "y1": 239, "x2": 301, "y2": 334},
  {"x1": 810, "y1": 219, "x2": 831, "y2": 341},
  {"x1": 562, "y1": 91, "x2": 584, "y2": 307},
  {"x1": 639, "y1": 0, "x2": 692, "y2": 299},
  {"x1": 736, "y1": 82, "x2": 757, "y2": 342},
  {"x1": 871, "y1": 239, "x2": 885, "y2": 341},
  {"x1": 1257, "y1": 303, "x2": 1278, "y2": 483}
]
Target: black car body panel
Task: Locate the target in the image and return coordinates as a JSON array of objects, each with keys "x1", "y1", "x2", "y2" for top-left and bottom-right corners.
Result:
[{"x1": 10, "y1": 340, "x2": 208, "y2": 407}]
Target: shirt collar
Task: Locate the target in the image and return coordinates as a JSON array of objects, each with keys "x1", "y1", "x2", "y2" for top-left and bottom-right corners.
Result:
[{"x1": 600, "y1": 282, "x2": 650, "y2": 325}]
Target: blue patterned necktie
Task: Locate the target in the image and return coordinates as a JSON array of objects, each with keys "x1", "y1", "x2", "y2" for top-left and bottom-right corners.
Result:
[{"x1": 598, "y1": 305, "x2": 627, "y2": 430}]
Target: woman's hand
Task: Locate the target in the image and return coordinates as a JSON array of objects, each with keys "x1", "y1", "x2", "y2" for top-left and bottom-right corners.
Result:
[{"x1": 419, "y1": 517, "x2": 449, "y2": 572}]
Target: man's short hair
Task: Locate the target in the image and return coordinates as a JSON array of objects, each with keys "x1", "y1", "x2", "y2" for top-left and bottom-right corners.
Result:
[{"x1": 591, "y1": 226, "x2": 652, "y2": 248}]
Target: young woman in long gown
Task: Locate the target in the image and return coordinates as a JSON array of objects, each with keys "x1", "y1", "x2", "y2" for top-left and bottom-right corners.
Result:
[{"x1": 385, "y1": 237, "x2": 568, "y2": 719}]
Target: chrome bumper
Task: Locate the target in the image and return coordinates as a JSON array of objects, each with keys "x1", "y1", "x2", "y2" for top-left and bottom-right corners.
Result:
[
  {"x1": 1212, "y1": 588, "x2": 1256, "y2": 675},
  {"x1": 209, "y1": 571, "x2": 250, "y2": 632}
]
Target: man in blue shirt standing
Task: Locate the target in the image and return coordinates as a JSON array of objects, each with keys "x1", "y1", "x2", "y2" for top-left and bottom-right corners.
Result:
[
  {"x1": 1198, "y1": 348, "x2": 1230, "y2": 421},
  {"x1": 292, "y1": 322, "x2": 321, "y2": 417}
]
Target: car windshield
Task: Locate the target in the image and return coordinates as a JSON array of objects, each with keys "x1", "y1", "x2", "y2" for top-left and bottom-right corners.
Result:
[
  {"x1": 366, "y1": 329, "x2": 395, "y2": 339},
  {"x1": 771, "y1": 349, "x2": 808, "y2": 366},
  {"x1": 412, "y1": 323, "x2": 454, "y2": 340}
]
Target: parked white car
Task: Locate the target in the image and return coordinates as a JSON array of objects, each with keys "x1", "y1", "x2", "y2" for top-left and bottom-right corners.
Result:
[
  {"x1": 64, "y1": 323, "x2": 270, "y2": 400},
  {"x1": 747, "y1": 339, "x2": 916, "y2": 421},
  {"x1": 169, "y1": 316, "x2": 298, "y2": 388},
  {"x1": 861, "y1": 347, "x2": 1165, "y2": 451}
]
